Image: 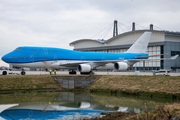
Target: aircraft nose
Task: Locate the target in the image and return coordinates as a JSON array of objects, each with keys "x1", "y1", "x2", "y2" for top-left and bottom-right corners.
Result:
[{"x1": 1, "y1": 54, "x2": 10, "y2": 63}]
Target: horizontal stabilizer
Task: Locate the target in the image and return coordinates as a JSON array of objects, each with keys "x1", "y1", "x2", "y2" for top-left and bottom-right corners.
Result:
[
  {"x1": 170, "y1": 54, "x2": 179, "y2": 60},
  {"x1": 136, "y1": 54, "x2": 163, "y2": 59},
  {"x1": 134, "y1": 55, "x2": 179, "y2": 61}
]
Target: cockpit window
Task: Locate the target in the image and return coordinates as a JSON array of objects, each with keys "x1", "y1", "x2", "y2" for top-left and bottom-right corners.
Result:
[{"x1": 15, "y1": 47, "x2": 22, "y2": 50}]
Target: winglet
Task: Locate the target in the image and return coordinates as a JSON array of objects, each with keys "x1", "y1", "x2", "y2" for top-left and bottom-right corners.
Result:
[{"x1": 126, "y1": 32, "x2": 152, "y2": 53}]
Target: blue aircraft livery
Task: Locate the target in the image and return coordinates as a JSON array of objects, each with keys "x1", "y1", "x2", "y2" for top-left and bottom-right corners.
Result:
[
  {"x1": 2, "y1": 32, "x2": 152, "y2": 75},
  {"x1": 0, "y1": 102, "x2": 106, "y2": 120}
]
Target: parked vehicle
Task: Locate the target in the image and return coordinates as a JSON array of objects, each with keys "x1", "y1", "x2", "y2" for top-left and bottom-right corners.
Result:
[
  {"x1": 0, "y1": 69, "x2": 24, "y2": 75},
  {"x1": 155, "y1": 69, "x2": 170, "y2": 76},
  {"x1": 0, "y1": 69, "x2": 13, "y2": 75}
]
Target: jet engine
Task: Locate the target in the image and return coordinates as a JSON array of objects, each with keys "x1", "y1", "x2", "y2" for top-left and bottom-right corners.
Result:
[
  {"x1": 77, "y1": 64, "x2": 92, "y2": 73},
  {"x1": 114, "y1": 62, "x2": 129, "y2": 71}
]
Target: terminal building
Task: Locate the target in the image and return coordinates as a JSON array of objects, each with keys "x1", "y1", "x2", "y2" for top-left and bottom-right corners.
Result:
[{"x1": 70, "y1": 21, "x2": 180, "y2": 71}]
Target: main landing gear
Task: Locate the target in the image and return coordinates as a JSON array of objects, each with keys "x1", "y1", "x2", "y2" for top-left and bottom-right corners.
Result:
[
  {"x1": 69, "y1": 69, "x2": 77, "y2": 75},
  {"x1": 21, "y1": 69, "x2": 26, "y2": 75},
  {"x1": 68, "y1": 70, "x2": 95, "y2": 75},
  {"x1": 80, "y1": 71, "x2": 94, "y2": 75}
]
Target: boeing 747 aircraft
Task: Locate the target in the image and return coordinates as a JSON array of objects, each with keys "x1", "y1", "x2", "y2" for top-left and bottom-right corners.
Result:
[{"x1": 1, "y1": 32, "x2": 178, "y2": 75}]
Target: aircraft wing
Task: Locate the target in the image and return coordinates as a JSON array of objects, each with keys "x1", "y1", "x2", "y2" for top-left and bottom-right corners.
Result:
[
  {"x1": 59, "y1": 61, "x2": 90, "y2": 67},
  {"x1": 59, "y1": 59, "x2": 125, "y2": 67},
  {"x1": 53, "y1": 55, "x2": 179, "y2": 69}
]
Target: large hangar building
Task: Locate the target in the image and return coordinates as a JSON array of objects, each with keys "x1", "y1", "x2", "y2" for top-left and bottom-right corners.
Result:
[{"x1": 70, "y1": 22, "x2": 180, "y2": 71}]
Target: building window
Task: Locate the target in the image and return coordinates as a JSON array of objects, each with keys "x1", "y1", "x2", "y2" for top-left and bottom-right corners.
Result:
[{"x1": 171, "y1": 51, "x2": 180, "y2": 56}]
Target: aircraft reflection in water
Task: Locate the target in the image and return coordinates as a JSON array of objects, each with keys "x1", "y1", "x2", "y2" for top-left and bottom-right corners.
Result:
[
  {"x1": 0, "y1": 102, "x2": 139, "y2": 120},
  {"x1": 0, "y1": 92, "x2": 142, "y2": 119},
  {"x1": 0, "y1": 102, "x2": 102, "y2": 120}
]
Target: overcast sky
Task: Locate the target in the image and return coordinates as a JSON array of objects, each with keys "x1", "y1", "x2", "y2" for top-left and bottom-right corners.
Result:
[{"x1": 0, "y1": 0, "x2": 180, "y2": 66}]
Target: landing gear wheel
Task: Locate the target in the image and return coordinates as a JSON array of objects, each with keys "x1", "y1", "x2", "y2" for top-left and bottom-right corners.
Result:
[{"x1": 21, "y1": 71, "x2": 26, "y2": 75}]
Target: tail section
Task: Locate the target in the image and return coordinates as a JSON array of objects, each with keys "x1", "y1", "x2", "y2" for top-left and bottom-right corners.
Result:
[{"x1": 126, "y1": 32, "x2": 152, "y2": 53}]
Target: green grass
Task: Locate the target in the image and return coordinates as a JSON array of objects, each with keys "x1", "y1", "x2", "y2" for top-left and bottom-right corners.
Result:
[
  {"x1": 86, "y1": 75, "x2": 180, "y2": 96},
  {"x1": 0, "y1": 75, "x2": 62, "y2": 92}
]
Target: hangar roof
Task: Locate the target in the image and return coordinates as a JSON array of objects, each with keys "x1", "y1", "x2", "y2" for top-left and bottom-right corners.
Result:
[
  {"x1": 70, "y1": 30, "x2": 180, "y2": 51},
  {"x1": 70, "y1": 39, "x2": 106, "y2": 45}
]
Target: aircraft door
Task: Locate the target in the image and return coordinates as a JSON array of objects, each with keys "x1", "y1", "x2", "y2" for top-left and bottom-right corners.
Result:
[
  {"x1": 54, "y1": 55, "x2": 58, "y2": 61},
  {"x1": 43, "y1": 47, "x2": 48, "y2": 54},
  {"x1": 30, "y1": 55, "x2": 34, "y2": 62},
  {"x1": 102, "y1": 57, "x2": 105, "y2": 60},
  {"x1": 81, "y1": 56, "x2": 84, "y2": 60}
]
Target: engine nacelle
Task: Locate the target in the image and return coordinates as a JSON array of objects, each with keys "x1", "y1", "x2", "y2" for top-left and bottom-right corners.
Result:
[
  {"x1": 114, "y1": 62, "x2": 129, "y2": 71},
  {"x1": 77, "y1": 64, "x2": 92, "y2": 72}
]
